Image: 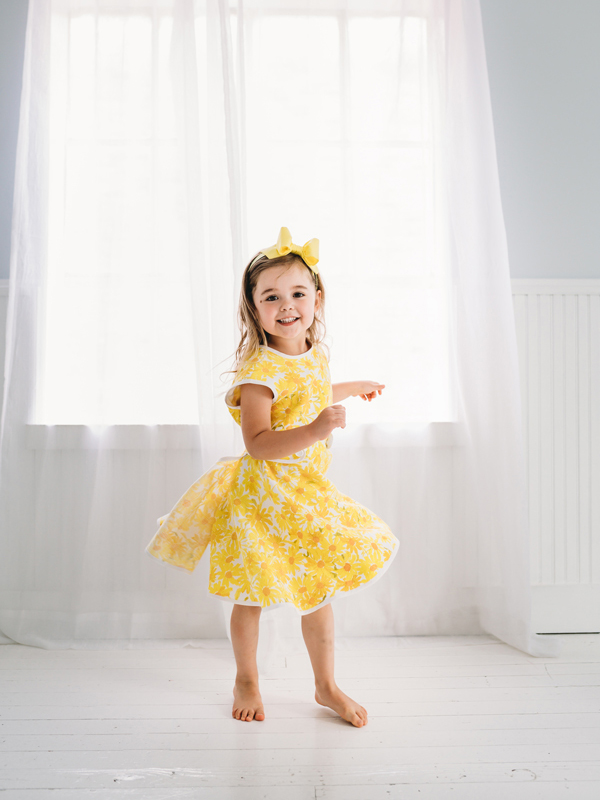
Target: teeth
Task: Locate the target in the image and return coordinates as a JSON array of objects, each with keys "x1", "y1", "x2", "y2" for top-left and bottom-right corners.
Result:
[{"x1": 279, "y1": 317, "x2": 298, "y2": 323}]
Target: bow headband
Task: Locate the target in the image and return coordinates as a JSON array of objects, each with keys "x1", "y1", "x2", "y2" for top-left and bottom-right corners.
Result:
[{"x1": 257, "y1": 227, "x2": 320, "y2": 280}]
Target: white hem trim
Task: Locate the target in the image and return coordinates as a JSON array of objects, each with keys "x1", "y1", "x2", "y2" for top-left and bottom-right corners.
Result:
[
  {"x1": 261, "y1": 343, "x2": 314, "y2": 359},
  {"x1": 208, "y1": 536, "x2": 399, "y2": 616},
  {"x1": 144, "y1": 545, "x2": 193, "y2": 575},
  {"x1": 225, "y1": 378, "x2": 278, "y2": 408},
  {"x1": 298, "y1": 537, "x2": 399, "y2": 615}
]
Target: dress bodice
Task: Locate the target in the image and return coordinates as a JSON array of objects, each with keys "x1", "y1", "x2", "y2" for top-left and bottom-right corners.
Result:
[{"x1": 225, "y1": 343, "x2": 332, "y2": 430}]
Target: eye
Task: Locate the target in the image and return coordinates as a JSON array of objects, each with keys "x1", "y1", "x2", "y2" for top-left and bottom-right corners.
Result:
[
  {"x1": 294, "y1": 292, "x2": 305, "y2": 298},
  {"x1": 265, "y1": 295, "x2": 278, "y2": 302}
]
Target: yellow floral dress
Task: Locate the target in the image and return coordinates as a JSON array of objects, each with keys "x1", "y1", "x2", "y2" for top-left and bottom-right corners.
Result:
[{"x1": 144, "y1": 342, "x2": 399, "y2": 615}]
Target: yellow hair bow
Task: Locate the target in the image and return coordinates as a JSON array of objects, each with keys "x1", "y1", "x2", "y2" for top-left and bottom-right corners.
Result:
[{"x1": 260, "y1": 226, "x2": 320, "y2": 275}]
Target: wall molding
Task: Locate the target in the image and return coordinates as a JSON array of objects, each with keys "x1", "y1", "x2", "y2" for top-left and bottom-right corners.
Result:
[{"x1": 511, "y1": 279, "x2": 600, "y2": 294}]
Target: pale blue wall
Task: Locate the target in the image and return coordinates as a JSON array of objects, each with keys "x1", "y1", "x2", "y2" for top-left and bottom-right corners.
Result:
[
  {"x1": 0, "y1": 0, "x2": 28, "y2": 281},
  {"x1": 480, "y1": 0, "x2": 600, "y2": 278},
  {"x1": 1, "y1": 1, "x2": 599, "y2": 279}
]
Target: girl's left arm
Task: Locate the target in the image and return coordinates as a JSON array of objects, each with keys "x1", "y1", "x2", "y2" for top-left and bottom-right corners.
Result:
[{"x1": 332, "y1": 381, "x2": 385, "y2": 403}]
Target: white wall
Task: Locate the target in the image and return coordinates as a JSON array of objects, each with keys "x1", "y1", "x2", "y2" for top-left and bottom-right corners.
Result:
[{"x1": 1, "y1": 0, "x2": 599, "y2": 280}]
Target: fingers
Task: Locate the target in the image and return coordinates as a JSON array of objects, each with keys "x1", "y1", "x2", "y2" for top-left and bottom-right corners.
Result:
[
  {"x1": 362, "y1": 387, "x2": 385, "y2": 401},
  {"x1": 329, "y1": 405, "x2": 346, "y2": 430},
  {"x1": 334, "y1": 409, "x2": 346, "y2": 429}
]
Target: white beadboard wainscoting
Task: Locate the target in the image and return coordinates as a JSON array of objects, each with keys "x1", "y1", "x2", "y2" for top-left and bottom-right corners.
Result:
[
  {"x1": 0, "y1": 279, "x2": 598, "y2": 634},
  {"x1": 512, "y1": 280, "x2": 600, "y2": 634}
]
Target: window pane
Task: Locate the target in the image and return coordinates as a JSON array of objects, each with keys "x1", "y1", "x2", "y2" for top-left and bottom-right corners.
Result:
[
  {"x1": 349, "y1": 15, "x2": 431, "y2": 142},
  {"x1": 42, "y1": 7, "x2": 198, "y2": 423},
  {"x1": 244, "y1": 10, "x2": 452, "y2": 424},
  {"x1": 42, "y1": 4, "x2": 452, "y2": 425},
  {"x1": 247, "y1": 15, "x2": 341, "y2": 142}
]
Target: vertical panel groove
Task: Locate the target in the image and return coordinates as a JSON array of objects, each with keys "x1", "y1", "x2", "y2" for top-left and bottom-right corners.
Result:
[{"x1": 513, "y1": 282, "x2": 600, "y2": 592}]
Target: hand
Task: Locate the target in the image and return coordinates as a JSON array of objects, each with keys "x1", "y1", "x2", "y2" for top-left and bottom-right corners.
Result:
[
  {"x1": 310, "y1": 404, "x2": 346, "y2": 441},
  {"x1": 352, "y1": 381, "x2": 385, "y2": 402}
]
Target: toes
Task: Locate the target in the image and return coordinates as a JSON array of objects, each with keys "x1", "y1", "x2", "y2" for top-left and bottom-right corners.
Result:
[
  {"x1": 234, "y1": 705, "x2": 265, "y2": 721},
  {"x1": 350, "y1": 707, "x2": 368, "y2": 727}
]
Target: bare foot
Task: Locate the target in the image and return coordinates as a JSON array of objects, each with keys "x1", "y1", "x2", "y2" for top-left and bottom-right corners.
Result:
[
  {"x1": 315, "y1": 684, "x2": 368, "y2": 727},
  {"x1": 232, "y1": 679, "x2": 265, "y2": 722}
]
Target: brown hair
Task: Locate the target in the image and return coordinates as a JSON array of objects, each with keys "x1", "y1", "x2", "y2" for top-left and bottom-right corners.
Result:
[{"x1": 226, "y1": 251, "x2": 328, "y2": 376}]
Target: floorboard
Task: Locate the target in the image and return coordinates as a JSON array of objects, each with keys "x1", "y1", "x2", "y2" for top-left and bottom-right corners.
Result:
[{"x1": 1, "y1": 634, "x2": 599, "y2": 798}]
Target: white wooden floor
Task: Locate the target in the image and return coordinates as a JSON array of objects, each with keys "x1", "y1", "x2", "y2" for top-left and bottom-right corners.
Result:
[{"x1": 1, "y1": 633, "x2": 599, "y2": 799}]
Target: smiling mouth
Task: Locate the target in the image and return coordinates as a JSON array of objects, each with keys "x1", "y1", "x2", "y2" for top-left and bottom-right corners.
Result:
[{"x1": 277, "y1": 317, "x2": 299, "y2": 326}]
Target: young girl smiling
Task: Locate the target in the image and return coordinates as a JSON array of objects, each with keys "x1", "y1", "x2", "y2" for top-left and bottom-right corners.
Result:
[{"x1": 145, "y1": 227, "x2": 399, "y2": 727}]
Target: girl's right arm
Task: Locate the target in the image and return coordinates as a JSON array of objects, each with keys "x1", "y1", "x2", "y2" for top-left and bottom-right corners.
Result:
[{"x1": 239, "y1": 383, "x2": 346, "y2": 461}]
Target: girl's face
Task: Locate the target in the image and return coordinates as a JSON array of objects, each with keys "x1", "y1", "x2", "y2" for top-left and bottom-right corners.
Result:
[{"x1": 253, "y1": 263, "x2": 321, "y2": 351}]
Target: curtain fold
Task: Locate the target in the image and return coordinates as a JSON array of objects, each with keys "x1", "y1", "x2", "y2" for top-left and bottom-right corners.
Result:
[{"x1": 0, "y1": 0, "x2": 561, "y2": 658}]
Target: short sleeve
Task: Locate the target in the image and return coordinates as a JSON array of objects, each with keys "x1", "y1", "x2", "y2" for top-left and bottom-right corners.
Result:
[{"x1": 225, "y1": 351, "x2": 279, "y2": 425}]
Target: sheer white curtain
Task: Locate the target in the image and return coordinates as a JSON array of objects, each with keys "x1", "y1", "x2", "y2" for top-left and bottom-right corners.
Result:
[{"x1": 0, "y1": 0, "x2": 561, "y2": 657}]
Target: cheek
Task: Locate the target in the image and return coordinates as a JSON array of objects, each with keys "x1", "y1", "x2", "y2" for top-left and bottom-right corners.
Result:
[
  {"x1": 258, "y1": 303, "x2": 275, "y2": 322},
  {"x1": 301, "y1": 299, "x2": 316, "y2": 317}
]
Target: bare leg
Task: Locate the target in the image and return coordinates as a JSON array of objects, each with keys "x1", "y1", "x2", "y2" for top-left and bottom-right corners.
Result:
[
  {"x1": 301, "y1": 603, "x2": 368, "y2": 727},
  {"x1": 230, "y1": 604, "x2": 265, "y2": 721}
]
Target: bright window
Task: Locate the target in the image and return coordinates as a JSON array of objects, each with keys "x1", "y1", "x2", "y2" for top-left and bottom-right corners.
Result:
[
  {"x1": 40, "y1": 2, "x2": 453, "y2": 425},
  {"x1": 241, "y1": 11, "x2": 453, "y2": 424},
  {"x1": 42, "y1": 7, "x2": 198, "y2": 424}
]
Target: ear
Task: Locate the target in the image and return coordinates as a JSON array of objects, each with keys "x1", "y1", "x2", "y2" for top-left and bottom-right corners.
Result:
[{"x1": 314, "y1": 289, "x2": 322, "y2": 311}]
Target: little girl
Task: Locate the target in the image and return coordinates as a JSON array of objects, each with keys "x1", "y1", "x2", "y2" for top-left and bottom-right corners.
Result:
[{"x1": 145, "y1": 226, "x2": 399, "y2": 727}]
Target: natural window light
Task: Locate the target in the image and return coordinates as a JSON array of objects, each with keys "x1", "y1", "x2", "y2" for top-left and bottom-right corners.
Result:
[{"x1": 40, "y1": 4, "x2": 453, "y2": 425}]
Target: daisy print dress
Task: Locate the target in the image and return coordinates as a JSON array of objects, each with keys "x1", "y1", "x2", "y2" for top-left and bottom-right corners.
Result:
[{"x1": 145, "y1": 342, "x2": 399, "y2": 615}]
